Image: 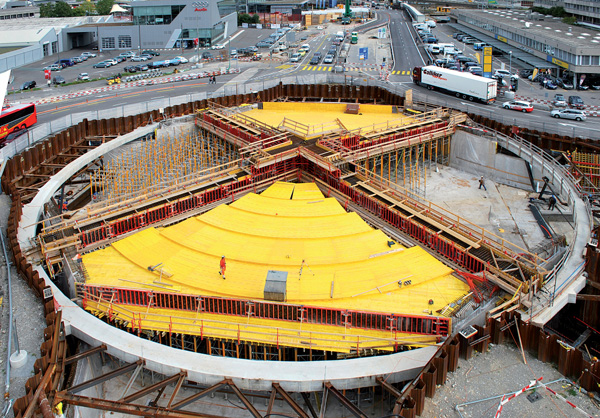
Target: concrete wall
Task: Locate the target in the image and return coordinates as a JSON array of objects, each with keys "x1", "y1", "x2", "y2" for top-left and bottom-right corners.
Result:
[{"x1": 450, "y1": 130, "x2": 532, "y2": 191}]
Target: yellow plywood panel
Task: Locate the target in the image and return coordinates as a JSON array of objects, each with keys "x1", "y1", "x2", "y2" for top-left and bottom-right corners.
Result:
[
  {"x1": 83, "y1": 182, "x2": 470, "y2": 319},
  {"x1": 290, "y1": 182, "x2": 327, "y2": 200},
  {"x1": 260, "y1": 181, "x2": 295, "y2": 199},
  {"x1": 231, "y1": 193, "x2": 345, "y2": 217},
  {"x1": 238, "y1": 103, "x2": 408, "y2": 132},
  {"x1": 86, "y1": 300, "x2": 438, "y2": 352}
]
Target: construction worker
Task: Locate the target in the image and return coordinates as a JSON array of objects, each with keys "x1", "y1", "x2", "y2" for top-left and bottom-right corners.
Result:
[
  {"x1": 62, "y1": 200, "x2": 68, "y2": 212},
  {"x1": 72, "y1": 253, "x2": 82, "y2": 265},
  {"x1": 478, "y1": 176, "x2": 486, "y2": 191},
  {"x1": 219, "y1": 256, "x2": 226, "y2": 279},
  {"x1": 548, "y1": 195, "x2": 557, "y2": 211}
]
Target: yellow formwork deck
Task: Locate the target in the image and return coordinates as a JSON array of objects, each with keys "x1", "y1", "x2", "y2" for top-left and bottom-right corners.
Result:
[
  {"x1": 237, "y1": 102, "x2": 410, "y2": 133},
  {"x1": 83, "y1": 182, "x2": 470, "y2": 350}
]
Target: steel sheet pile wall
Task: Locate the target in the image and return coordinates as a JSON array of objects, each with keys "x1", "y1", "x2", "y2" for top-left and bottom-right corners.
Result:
[
  {"x1": 468, "y1": 113, "x2": 600, "y2": 153},
  {"x1": 2, "y1": 83, "x2": 599, "y2": 417}
]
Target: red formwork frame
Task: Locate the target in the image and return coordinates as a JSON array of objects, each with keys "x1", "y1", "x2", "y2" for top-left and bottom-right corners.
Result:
[{"x1": 80, "y1": 284, "x2": 450, "y2": 337}]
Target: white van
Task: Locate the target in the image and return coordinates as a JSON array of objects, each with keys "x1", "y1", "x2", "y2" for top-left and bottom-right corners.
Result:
[
  {"x1": 426, "y1": 20, "x2": 437, "y2": 28},
  {"x1": 300, "y1": 44, "x2": 311, "y2": 52},
  {"x1": 427, "y1": 44, "x2": 441, "y2": 54},
  {"x1": 336, "y1": 31, "x2": 345, "y2": 41},
  {"x1": 413, "y1": 23, "x2": 427, "y2": 31}
]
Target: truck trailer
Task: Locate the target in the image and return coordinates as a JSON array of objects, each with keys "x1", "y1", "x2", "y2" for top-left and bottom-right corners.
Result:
[{"x1": 412, "y1": 66, "x2": 497, "y2": 104}]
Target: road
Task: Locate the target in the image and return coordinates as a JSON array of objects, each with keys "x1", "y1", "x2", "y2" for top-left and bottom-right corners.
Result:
[{"x1": 16, "y1": 16, "x2": 600, "y2": 140}]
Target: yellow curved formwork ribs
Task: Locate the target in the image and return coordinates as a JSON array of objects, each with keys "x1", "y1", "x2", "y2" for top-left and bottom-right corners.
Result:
[{"x1": 83, "y1": 182, "x2": 470, "y2": 352}]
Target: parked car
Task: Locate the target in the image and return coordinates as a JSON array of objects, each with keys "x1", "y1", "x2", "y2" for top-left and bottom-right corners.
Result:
[
  {"x1": 142, "y1": 50, "x2": 160, "y2": 56},
  {"x1": 174, "y1": 56, "x2": 189, "y2": 63},
  {"x1": 555, "y1": 78, "x2": 574, "y2": 90},
  {"x1": 20, "y1": 80, "x2": 36, "y2": 90},
  {"x1": 52, "y1": 75, "x2": 65, "y2": 85},
  {"x1": 81, "y1": 52, "x2": 97, "y2": 58},
  {"x1": 131, "y1": 56, "x2": 148, "y2": 62},
  {"x1": 256, "y1": 41, "x2": 271, "y2": 48},
  {"x1": 135, "y1": 64, "x2": 149, "y2": 71},
  {"x1": 542, "y1": 78, "x2": 557, "y2": 89},
  {"x1": 124, "y1": 65, "x2": 138, "y2": 73},
  {"x1": 211, "y1": 44, "x2": 225, "y2": 50},
  {"x1": 469, "y1": 67, "x2": 483, "y2": 76},
  {"x1": 201, "y1": 52, "x2": 213, "y2": 60},
  {"x1": 552, "y1": 94, "x2": 567, "y2": 107},
  {"x1": 93, "y1": 61, "x2": 110, "y2": 68},
  {"x1": 568, "y1": 95, "x2": 585, "y2": 109},
  {"x1": 78, "y1": 55, "x2": 89, "y2": 61},
  {"x1": 77, "y1": 73, "x2": 90, "y2": 81},
  {"x1": 494, "y1": 69, "x2": 518, "y2": 80},
  {"x1": 519, "y1": 69, "x2": 533, "y2": 79},
  {"x1": 119, "y1": 52, "x2": 135, "y2": 58},
  {"x1": 550, "y1": 109, "x2": 586, "y2": 121},
  {"x1": 115, "y1": 56, "x2": 126, "y2": 63},
  {"x1": 46, "y1": 64, "x2": 62, "y2": 71},
  {"x1": 71, "y1": 57, "x2": 82, "y2": 63},
  {"x1": 502, "y1": 100, "x2": 533, "y2": 113}
]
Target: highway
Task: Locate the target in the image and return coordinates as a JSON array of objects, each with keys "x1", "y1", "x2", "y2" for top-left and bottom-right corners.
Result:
[{"x1": 25, "y1": 13, "x2": 599, "y2": 140}]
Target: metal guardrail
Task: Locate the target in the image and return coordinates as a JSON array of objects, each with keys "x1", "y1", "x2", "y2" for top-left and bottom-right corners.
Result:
[
  {"x1": 468, "y1": 121, "x2": 592, "y2": 320},
  {"x1": 4, "y1": 73, "x2": 597, "y2": 163}
]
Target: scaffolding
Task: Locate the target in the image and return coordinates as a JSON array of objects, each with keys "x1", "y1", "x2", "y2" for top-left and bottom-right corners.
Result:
[{"x1": 90, "y1": 125, "x2": 241, "y2": 206}]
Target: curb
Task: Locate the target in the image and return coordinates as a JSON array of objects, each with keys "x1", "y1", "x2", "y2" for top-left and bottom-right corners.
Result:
[
  {"x1": 34, "y1": 68, "x2": 241, "y2": 105},
  {"x1": 515, "y1": 94, "x2": 599, "y2": 117}
]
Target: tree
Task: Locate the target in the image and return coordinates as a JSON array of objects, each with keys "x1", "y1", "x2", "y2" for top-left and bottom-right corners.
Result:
[
  {"x1": 39, "y1": 3, "x2": 54, "y2": 17},
  {"x1": 251, "y1": 14, "x2": 260, "y2": 24},
  {"x1": 53, "y1": 1, "x2": 74, "y2": 17},
  {"x1": 75, "y1": 2, "x2": 97, "y2": 16},
  {"x1": 96, "y1": 0, "x2": 115, "y2": 16},
  {"x1": 238, "y1": 13, "x2": 252, "y2": 25}
]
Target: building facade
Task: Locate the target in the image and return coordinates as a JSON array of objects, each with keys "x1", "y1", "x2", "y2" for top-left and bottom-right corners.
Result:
[
  {"x1": 452, "y1": 9, "x2": 600, "y2": 81},
  {"x1": 95, "y1": 0, "x2": 237, "y2": 51}
]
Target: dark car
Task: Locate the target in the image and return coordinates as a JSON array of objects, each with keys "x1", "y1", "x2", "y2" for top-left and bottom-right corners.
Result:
[
  {"x1": 135, "y1": 64, "x2": 149, "y2": 71},
  {"x1": 555, "y1": 78, "x2": 574, "y2": 90},
  {"x1": 142, "y1": 50, "x2": 160, "y2": 56},
  {"x1": 93, "y1": 62, "x2": 109, "y2": 68},
  {"x1": 20, "y1": 80, "x2": 36, "y2": 90},
  {"x1": 309, "y1": 55, "x2": 321, "y2": 65},
  {"x1": 519, "y1": 69, "x2": 533, "y2": 79},
  {"x1": 201, "y1": 52, "x2": 213, "y2": 60},
  {"x1": 568, "y1": 95, "x2": 585, "y2": 109},
  {"x1": 52, "y1": 75, "x2": 65, "y2": 85},
  {"x1": 124, "y1": 65, "x2": 138, "y2": 73}
]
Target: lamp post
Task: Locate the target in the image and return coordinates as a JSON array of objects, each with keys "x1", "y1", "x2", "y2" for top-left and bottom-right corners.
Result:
[
  {"x1": 228, "y1": 38, "x2": 231, "y2": 71},
  {"x1": 509, "y1": 50, "x2": 512, "y2": 75}
]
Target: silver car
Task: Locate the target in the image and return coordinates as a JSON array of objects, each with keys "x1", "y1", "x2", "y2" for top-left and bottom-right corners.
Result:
[{"x1": 550, "y1": 109, "x2": 586, "y2": 121}]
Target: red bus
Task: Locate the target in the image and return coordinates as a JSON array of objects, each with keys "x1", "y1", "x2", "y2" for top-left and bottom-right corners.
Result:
[{"x1": 0, "y1": 103, "x2": 37, "y2": 144}]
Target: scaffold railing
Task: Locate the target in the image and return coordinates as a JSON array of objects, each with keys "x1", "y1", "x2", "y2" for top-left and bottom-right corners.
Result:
[{"x1": 79, "y1": 288, "x2": 444, "y2": 354}]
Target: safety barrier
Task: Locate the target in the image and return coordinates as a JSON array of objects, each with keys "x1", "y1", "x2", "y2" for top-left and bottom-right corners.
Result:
[{"x1": 79, "y1": 284, "x2": 450, "y2": 337}]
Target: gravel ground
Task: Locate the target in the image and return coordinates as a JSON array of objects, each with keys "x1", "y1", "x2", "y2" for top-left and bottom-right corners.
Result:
[
  {"x1": 421, "y1": 343, "x2": 600, "y2": 418},
  {"x1": 0, "y1": 194, "x2": 47, "y2": 418}
]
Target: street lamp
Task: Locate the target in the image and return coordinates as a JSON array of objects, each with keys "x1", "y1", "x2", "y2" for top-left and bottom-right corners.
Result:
[{"x1": 509, "y1": 51, "x2": 512, "y2": 75}]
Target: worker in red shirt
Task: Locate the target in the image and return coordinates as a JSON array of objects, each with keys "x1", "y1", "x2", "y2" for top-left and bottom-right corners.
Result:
[{"x1": 219, "y1": 256, "x2": 226, "y2": 280}]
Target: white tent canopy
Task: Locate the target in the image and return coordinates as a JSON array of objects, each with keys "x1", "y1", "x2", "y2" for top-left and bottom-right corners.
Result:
[{"x1": 109, "y1": 4, "x2": 128, "y2": 14}]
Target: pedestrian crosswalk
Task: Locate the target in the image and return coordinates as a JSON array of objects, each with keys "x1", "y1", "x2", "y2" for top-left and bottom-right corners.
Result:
[{"x1": 274, "y1": 64, "x2": 413, "y2": 76}]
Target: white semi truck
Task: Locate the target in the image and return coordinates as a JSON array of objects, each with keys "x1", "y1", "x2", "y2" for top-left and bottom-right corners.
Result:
[{"x1": 412, "y1": 66, "x2": 497, "y2": 104}]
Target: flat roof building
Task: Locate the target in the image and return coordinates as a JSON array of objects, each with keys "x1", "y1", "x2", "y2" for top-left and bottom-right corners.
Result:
[{"x1": 452, "y1": 8, "x2": 600, "y2": 80}]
